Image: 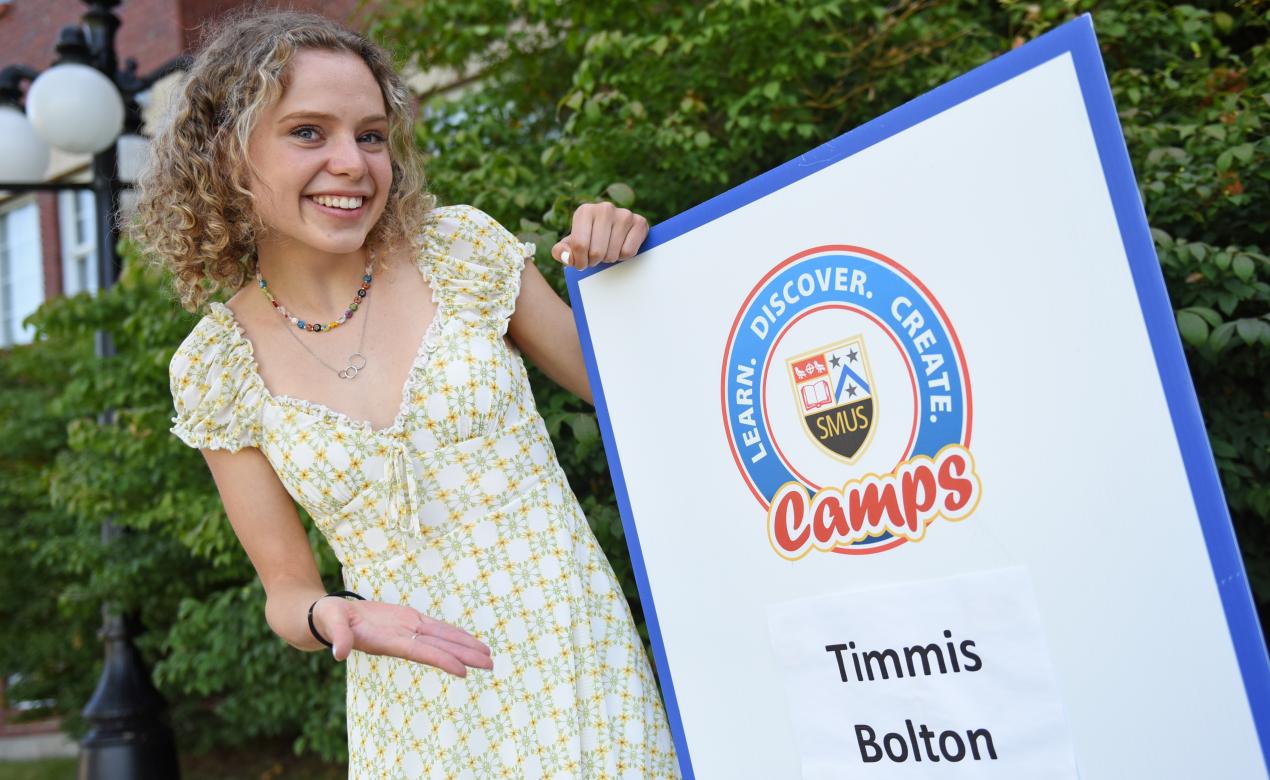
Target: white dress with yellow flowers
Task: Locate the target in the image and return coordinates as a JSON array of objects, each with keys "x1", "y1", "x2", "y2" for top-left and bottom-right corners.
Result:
[{"x1": 168, "y1": 205, "x2": 680, "y2": 779}]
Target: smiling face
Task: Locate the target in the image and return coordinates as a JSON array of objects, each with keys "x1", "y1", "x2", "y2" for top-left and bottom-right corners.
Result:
[{"x1": 245, "y1": 49, "x2": 393, "y2": 257}]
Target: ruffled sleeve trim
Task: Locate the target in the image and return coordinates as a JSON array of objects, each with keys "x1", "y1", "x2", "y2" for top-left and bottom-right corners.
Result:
[
  {"x1": 418, "y1": 205, "x2": 533, "y2": 336},
  {"x1": 168, "y1": 305, "x2": 268, "y2": 452}
]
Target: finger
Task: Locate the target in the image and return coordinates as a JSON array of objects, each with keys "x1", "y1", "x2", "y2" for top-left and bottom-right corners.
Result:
[
  {"x1": 404, "y1": 639, "x2": 469, "y2": 677},
  {"x1": 588, "y1": 207, "x2": 615, "y2": 268},
  {"x1": 569, "y1": 206, "x2": 595, "y2": 271},
  {"x1": 417, "y1": 616, "x2": 491, "y2": 655},
  {"x1": 619, "y1": 215, "x2": 649, "y2": 258},
  {"x1": 321, "y1": 601, "x2": 355, "y2": 662},
  {"x1": 604, "y1": 211, "x2": 630, "y2": 262},
  {"x1": 401, "y1": 628, "x2": 490, "y2": 676},
  {"x1": 551, "y1": 237, "x2": 572, "y2": 265},
  {"x1": 416, "y1": 633, "x2": 494, "y2": 670}
]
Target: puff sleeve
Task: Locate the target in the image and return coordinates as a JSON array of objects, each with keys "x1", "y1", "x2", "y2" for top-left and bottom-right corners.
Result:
[
  {"x1": 419, "y1": 205, "x2": 535, "y2": 335},
  {"x1": 168, "y1": 314, "x2": 267, "y2": 452}
]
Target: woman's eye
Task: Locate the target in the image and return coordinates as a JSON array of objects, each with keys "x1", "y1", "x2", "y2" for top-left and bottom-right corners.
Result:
[{"x1": 289, "y1": 127, "x2": 384, "y2": 143}]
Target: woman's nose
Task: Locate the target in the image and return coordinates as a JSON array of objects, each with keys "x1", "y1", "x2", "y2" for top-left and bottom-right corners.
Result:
[{"x1": 326, "y1": 134, "x2": 367, "y2": 177}]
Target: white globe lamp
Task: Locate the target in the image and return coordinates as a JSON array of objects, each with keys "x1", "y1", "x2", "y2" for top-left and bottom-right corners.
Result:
[
  {"x1": 0, "y1": 104, "x2": 50, "y2": 181},
  {"x1": 25, "y1": 62, "x2": 124, "y2": 155}
]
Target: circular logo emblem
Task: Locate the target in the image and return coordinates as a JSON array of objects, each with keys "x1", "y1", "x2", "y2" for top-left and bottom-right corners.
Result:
[{"x1": 721, "y1": 246, "x2": 979, "y2": 558}]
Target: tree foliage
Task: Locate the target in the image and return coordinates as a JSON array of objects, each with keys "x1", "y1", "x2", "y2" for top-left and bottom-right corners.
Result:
[
  {"x1": 0, "y1": 0, "x2": 1264, "y2": 761},
  {"x1": 0, "y1": 258, "x2": 351, "y2": 758}
]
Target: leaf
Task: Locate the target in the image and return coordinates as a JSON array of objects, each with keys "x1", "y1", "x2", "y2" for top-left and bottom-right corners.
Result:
[
  {"x1": 1209, "y1": 321, "x2": 1237, "y2": 350},
  {"x1": 1210, "y1": 437, "x2": 1239, "y2": 459},
  {"x1": 1232, "y1": 254, "x2": 1255, "y2": 281},
  {"x1": 1176, "y1": 310, "x2": 1209, "y2": 346},
  {"x1": 569, "y1": 413, "x2": 599, "y2": 444},
  {"x1": 693, "y1": 130, "x2": 711, "y2": 148},
  {"x1": 1182, "y1": 306, "x2": 1221, "y2": 328},
  {"x1": 1235, "y1": 318, "x2": 1262, "y2": 346},
  {"x1": 1231, "y1": 143, "x2": 1255, "y2": 163},
  {"x1": 762, "y1": 81, "x2": 781, "y2": 100},
  {"x1": 605, "y1": 182, "x2": 635, "y2": 208}
]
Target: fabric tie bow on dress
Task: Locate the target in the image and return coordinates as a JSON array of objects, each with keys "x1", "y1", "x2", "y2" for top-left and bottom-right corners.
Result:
[{"x1": 385, "y1": 436, "x2": 423, "y2": 537}]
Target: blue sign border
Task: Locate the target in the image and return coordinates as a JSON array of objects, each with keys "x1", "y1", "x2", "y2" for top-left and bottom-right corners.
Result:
[{"x1": 564, "y1": 14, "x2": 1270, "y2": 777}]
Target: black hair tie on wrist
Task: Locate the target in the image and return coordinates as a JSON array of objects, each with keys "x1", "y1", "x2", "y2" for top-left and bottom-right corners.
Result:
[{"x1": 308, "y1": 589, "x2": 366, "y2": 649}]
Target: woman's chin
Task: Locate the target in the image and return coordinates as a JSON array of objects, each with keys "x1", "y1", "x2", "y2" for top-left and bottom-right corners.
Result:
[
  {"x1": 297, "y1": 230, "x2": 373, "y2": 256},
  {"x1": 259, "y1": 219, "x2": 379, "y2": 257}
]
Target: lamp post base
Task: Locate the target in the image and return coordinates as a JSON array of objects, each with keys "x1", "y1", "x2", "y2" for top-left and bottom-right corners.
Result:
[
  {"x1": 77, "y1": 610, "x2": 180, "y2": 780},
  {"x1": 79, "y1": 730, "x2": 181, "y2": 780}
]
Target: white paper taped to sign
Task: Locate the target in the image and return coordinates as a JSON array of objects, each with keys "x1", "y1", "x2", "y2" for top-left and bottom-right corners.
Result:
[{"x1": 767, "y1": 566, "x2": 1080, "y2": 778}]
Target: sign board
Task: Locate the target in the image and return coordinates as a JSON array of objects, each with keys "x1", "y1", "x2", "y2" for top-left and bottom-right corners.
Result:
[{"x1": 566, "y1": 15, "x2": 1269, "y2": 779}]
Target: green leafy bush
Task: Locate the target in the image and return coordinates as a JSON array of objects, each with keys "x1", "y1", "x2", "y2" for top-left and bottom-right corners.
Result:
[
  {"x1": 1, "y1": 259, "x2": 353, "y2": 759},
  {"x1": 1, "y1": 0, "x2": 1263, "y2": 761}
]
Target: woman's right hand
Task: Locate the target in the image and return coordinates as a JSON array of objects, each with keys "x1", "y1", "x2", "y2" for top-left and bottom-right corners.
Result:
[{"x1": 312, "y1": 596, "x2": 493, "y2": 676}]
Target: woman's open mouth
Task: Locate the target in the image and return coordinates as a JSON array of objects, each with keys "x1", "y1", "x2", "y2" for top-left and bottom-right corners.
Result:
[{"x1": 306, "y1": 194, "x2": 367, "y2": 218}]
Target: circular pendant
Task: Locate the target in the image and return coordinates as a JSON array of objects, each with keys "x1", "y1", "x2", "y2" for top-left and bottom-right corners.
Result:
[{"x1": 339, "y1": 352, "x2": 368, "y2": 380}]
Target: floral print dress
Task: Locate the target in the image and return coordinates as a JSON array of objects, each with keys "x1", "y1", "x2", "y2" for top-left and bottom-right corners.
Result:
[{"x1": 168, "y1": 205, "x2": 680, "y2": 779}]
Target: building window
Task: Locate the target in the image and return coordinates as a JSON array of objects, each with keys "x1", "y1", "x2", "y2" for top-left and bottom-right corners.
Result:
[
  {"x1": 58, "y1": 189, "x2": 97, "y2": 296},
  {"x1": 0, "y1": 199, "x2": 45, "y2": 347}
]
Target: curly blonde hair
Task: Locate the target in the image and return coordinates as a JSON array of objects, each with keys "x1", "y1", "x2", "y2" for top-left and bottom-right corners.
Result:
[{"x1": 132, "y1": 9, "x2": 434, "y2": 313}]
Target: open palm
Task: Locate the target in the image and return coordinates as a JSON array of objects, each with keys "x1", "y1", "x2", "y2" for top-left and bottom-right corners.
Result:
[{"x1": 314, "y1": 596, "x2": 492, "y2": 676}]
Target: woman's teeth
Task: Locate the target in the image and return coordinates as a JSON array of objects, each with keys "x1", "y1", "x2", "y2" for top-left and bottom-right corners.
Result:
[{"x1": 311, "y1": 195, "x2": 364, "y2": 209}]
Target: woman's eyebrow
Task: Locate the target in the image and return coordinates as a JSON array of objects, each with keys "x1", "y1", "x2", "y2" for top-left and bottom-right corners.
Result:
[{"x1": 278, "y1": 110, "x2": 388, "y2": 124}]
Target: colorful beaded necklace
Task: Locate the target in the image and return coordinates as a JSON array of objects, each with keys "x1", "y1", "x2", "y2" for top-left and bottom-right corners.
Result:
[{"x1": 256, "y1": 250, "x2": 375, "y2": 333}]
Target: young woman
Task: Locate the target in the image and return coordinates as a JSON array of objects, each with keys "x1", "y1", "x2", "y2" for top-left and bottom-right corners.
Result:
[{"x1": 134, "y1": 10, "x2": 679, "y2": 778}]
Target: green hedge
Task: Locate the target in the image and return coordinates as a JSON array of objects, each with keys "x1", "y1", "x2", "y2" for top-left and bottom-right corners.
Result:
[{"x1": 0, "y1": 0, "x2": 1263, "y2": 762}]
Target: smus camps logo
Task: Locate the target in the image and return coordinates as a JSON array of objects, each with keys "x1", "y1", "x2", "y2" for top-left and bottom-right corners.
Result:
[{"x1": 721, "y1": 246, "x2": 980, "y2": 559}]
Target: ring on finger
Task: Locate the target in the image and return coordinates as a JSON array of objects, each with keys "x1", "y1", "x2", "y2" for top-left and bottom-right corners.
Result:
[{"x1": 410, "y1": 630, "x2": 419, "y2": 642}]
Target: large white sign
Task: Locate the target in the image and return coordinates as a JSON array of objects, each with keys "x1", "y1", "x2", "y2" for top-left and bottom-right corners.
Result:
[{"x1": 566, "y1": 15, "x2": 1269, "y2": 779}]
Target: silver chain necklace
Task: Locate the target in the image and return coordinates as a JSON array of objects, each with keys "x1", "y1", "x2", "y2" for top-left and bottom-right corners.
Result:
[{"x1": 281, "y1": 272, "x2": 373, "y2": 380}]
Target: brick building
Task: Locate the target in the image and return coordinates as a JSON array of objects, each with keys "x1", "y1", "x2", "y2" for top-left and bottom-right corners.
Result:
[{"x1": 0, "y1": 0, "x2": 365, "y2": 346}]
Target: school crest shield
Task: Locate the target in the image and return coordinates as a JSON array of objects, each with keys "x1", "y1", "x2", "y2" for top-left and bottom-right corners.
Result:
[{"x1": 786, "y1": 335, "x2": 877, "y2": 462}]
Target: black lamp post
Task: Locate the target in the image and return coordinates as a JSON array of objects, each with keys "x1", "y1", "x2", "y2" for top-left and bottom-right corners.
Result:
[{"x1": 0, "y1": 2, "x2": 189, "y2": 778}]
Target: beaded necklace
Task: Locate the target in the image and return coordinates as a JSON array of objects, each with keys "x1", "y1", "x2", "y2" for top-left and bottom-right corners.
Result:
[
  {"x1": 256, "y1": 250, "x2": 375, "y2": 333},
  {"x1": 256, "y1": 250, "x2": 376, "y2": 380}
]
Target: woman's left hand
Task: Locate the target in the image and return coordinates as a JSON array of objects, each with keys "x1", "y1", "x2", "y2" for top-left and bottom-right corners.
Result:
[{"x1": 552, "y1": 202, "x2": 650, "y2": 271}]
